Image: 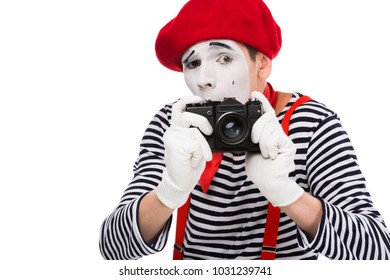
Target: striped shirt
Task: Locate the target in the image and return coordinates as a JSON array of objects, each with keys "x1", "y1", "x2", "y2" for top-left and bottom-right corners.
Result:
[{"x1": 99, "y1": 92, "x2": 390, "y2": 260}]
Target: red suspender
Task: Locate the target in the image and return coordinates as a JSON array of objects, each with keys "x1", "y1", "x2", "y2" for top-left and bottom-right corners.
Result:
[
  {"x1": 260, "y1": 203, "x2": 281, "y2": 259},
  {"x1": 260, "y1": 95, "x2": 311, "y2": 260},
  {"x1": 281, "y1": 95, "x2": 312, "y2": 133},
  {"x1": 173, "y1": 95, "x2": 312, "y2": 260},
  {"x1": 173, "y1": 153, "x2": 222, "y2": 260},
  {"x1": 173, "y1": 197, "x2": 190, "y2": 260}
]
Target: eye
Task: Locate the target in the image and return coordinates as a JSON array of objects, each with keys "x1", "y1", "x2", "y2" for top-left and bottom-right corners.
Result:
[
  {"x1": 217, "y1": 54, "x2": 233, "y2": 64},
  {"x1": 185, "y1": 59, "x2": 201, "y2": 69}
]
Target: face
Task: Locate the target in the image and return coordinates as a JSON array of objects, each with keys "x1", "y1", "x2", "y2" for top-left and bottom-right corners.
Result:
[{"x1": 181, "y1": 39, "x2": 254, "y2": 104}]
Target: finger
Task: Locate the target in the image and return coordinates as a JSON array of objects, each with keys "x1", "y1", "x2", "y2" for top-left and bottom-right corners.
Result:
[
  {"x1": 262, "y1": 130, "x2": 280, "y2": 160},
  {"x1": 172, "y1": 96, "x2": 202, "y2": 124},
  {"x1": 259, "y1": 122, "x2": 272, "y2": 158},
  {"x1": 261, "y1": 122, "x2": 296, "y2": 160},
  {"x1": 180, "y1": 112, "x2": 213, "y2": 135},
  {"x1": 251, "y1": 91, "x2": 275, "y2": 114},
  {"x1": 187, "y1": 129, "x2": 212, "y2": 168},
  {"x1": 260, "y1": 123, "x2": 288, "y2": 159},
  {"x1": 251, "y1": 110, "x2": 275, "y2": 143},
  {"x1": 186, "y1": 139, "x2": 203, "y2": 168},
  {"x1": 193, "y1": 129, "x2": 212, "y2": 161},
  {"x1": 278, "y1": 135, "x2": 297, "y2": 156}
]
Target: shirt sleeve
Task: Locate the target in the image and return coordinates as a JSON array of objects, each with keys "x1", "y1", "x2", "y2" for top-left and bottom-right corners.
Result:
[
  {"x1": 297, "y1": 113, "x2": 390, "y2": 259},
  {"x1": 99, "y1": 104, "x2": 173, "y2": 260}
]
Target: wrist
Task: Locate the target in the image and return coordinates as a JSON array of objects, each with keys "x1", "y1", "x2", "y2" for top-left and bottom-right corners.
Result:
[
  {"x1": 155, "y1": 170, "x2": 190, "y2": 209},
  {"x1": 280, "y1": 192, "x2": 322, "y2": 240},
  {"x1": 264, "y1": 180, "x2": 304, "y2": 207}
]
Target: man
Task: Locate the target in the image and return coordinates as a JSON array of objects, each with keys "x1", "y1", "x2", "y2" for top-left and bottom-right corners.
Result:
[{"x1": 100, "y1": 0, "x2": 390, "y2": 259}]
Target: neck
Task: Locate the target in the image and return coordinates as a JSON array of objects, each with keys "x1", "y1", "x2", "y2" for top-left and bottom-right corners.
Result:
[
  {"x1": 263, "y1": 82, "x2": 292, "y2": 115},
  {"x1": 275, "y1": 92, "x2": 292, "y2": 115}
]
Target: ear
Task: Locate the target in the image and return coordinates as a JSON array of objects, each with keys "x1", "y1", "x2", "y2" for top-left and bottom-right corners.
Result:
[{"x1": 256, "y1": 53, "x2": 272, "y2": 80}]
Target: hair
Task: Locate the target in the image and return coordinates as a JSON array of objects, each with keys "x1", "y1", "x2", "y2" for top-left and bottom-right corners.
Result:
[{"x1": 244, "y1": 44, "x2": 259, "y2": 62}]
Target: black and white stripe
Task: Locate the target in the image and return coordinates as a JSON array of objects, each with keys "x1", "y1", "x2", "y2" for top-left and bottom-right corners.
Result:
[{"x1": 99, "y1": 92, "x2": 390, "y2": 260}]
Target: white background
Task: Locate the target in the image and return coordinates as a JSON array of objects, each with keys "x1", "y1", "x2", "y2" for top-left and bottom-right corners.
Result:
[{"x1": 1, "y1": 0, "x2": 389, "y2": 279}]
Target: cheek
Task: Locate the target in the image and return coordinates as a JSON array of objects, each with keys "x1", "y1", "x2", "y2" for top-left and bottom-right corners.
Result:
[
  {"x1": 184, "y1": 72, "x2": 197, "y2": 91},
  {"x1": 225, "y1": 61, "x2": 251, "y2": 102},
  {"x1": 247, "y1": 63, "x2": 258, "y2": 92},
  {"x1": 230, "y1": 57, "x2": 250, "y2": 85}
]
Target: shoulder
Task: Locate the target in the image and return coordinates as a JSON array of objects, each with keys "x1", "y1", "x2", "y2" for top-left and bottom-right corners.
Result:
[
  {"x1": 148, "y1": 101, "x2": 176, "y2": 129},
  {"x1": 276, "y1": 92, "x2": 346, "y2": 145},
  {"x1": 278, "y1": 92, "x2": 338, "y2": 123}
]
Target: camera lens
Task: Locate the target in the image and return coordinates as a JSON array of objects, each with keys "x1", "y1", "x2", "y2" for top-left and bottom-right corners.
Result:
[
  {"x1": 223, "y1": 121, "x2": 242, "y2": 139},
  {"x1": 217, "y1": 113, "x2": 248, "y2": 145}
]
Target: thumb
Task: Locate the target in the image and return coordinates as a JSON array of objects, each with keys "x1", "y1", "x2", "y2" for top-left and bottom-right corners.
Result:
[
  {"x1": 251, "y1": 91, "x2": 275, "y2": 115},
  {"x1": 172, "y1": 96, "x2": 202, "y2": 125}
]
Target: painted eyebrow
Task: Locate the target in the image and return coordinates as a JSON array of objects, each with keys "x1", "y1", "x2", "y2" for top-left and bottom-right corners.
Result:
[
  {"x1": 182, "y1": 42, "x2": 233, "y2": 65},
  {"x1": 209, "y1": 42, "x2": 233, "y2": 50},
  {"x1": 182, "y1": 50, "x2": 195, "y2": 65}
]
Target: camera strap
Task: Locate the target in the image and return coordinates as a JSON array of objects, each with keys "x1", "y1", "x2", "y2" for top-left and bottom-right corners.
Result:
[{"x1": 173, "y1": 95, "x2": 312, "y2": 260}]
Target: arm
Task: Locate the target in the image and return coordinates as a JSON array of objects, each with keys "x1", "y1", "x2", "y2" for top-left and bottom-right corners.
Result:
[
  {"x1": 100, "y1": 96, "x2": 213, "y2": 259},
  {"x1": 297, "y1": 113, "x2": 390, "y2": 259},
  {"x1": 246, "y1": 92, "x2": 390, "y2": 259},
  {"x1": 280, "y1": 192, "x2": 322, "y2": 240},
  {"x1": 138, "y1": 190, "x2": 174, "y2": 244},
  {"x1": 99, "y1": 106, "x2": 172, "y2": 260},
  {"x1": 138, "y1": 95, "x2": 213, "y2": 244}
]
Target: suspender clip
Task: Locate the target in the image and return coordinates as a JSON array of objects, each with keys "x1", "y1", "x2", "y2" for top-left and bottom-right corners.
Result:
[
  {"x1": 262, "y1": 246, "x2": 276, "y2": 253},
  {"x1": 174, "y1": 243, "x2": 183, "y2": 253}
]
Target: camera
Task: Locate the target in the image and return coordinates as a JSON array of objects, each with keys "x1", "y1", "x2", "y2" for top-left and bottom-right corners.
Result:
[{"x1": 185, "y1": 97, "x2": 263, "y2": 152}]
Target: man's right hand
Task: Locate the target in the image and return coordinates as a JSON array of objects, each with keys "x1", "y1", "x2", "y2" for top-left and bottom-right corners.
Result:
[{"x1": 156, "y1": 96, "x2": 213, "y2": 209}]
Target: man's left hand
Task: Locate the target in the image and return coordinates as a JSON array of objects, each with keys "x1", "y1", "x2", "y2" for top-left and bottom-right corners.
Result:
[{"x1": 245, "y1": 91, "x2": 304, "y2": 207}]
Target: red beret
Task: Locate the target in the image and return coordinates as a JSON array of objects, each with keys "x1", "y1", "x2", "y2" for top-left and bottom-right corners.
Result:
[{"x1": 155, "y1": 0, "x2": 282, "y2": 72}]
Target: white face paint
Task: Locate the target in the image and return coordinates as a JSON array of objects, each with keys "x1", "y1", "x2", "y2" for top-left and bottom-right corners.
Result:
[{"x1": 181, "y1": 39, "x2": 251, "y2": 104}]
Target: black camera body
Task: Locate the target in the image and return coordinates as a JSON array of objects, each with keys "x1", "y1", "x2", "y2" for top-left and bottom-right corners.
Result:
[{"x1": 185, "y1": 97, "x2": 263, "y2": 152}]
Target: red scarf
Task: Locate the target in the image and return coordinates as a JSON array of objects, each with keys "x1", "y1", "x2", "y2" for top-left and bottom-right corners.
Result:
[{"x1": 263, "y1": 82, "x2": 278, "y2": 110}]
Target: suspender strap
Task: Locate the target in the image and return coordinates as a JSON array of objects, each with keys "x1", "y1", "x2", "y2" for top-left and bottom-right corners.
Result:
[
  {"x1": 260, "y1": 95, "x2": 311, "y2": 260},
  {"x1": 173, "y1": 153, "x2": 222, "y2": 260},
  {"x1": 173, "y1": 95, "x2": 312, "y2": 260},
  {"x1": 260, "y1": 202, "x2": 281, "y2": 259},
  {"x1": 173, "y1": 197, "x2": 190, "y2": 260},
  {"x1": 281, "y1": 95, "x2": 312, "y2": 133}
]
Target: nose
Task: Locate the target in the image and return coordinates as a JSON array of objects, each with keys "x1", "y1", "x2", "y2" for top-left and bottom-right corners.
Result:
[
  {"x1": 198, "y1": 81, "x2": 214, "y2": 89},
  {"x1": 197, "y1": 65, "x2": 216, "y2": 90}
]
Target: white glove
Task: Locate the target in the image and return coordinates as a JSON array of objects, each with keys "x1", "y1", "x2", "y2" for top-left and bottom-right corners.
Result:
[
  {"x1": 156, "y1": 96, "x2": 213, "y2": 209},
  {"x1": 245, "y1": 91, "x2": 304, "y2": 207}
]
